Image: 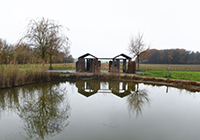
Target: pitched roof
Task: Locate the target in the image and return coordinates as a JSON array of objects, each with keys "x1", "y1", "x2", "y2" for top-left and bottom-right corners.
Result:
[
  {"x1": 78, "y1": 90, "x2": 97, "y2": 97},
  {"x1": 112, "y1": 90, "x2": 131, "y2": 98},
  {"x1": 78, "y1": 53, "x2": 98, "y2": 59},
  {"x1": 113, "y1": 53, "x2": 132, "y2": 60}
]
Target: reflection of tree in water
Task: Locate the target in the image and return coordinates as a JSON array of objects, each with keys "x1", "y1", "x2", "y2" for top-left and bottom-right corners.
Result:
[
  {"x1": 127, "y1": 83, "x2": 150, "y2": 117},
  {"x1": 0, "y1": 82, "x2": 70, "y2": 140},
  {"x1": 0, "y1": 88, "x2": 21, "y2": 119}
]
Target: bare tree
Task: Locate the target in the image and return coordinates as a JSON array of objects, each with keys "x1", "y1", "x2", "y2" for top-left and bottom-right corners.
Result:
[
  {"x1": 128, "y1": 32, "x2": 149, "y2": 71},
  {"x1": 0, "y1": 39, "x2": 3, "y2": 64},
  {"x1": 14, "y1": 43, "x2": 33, "y2": 64},
  {"x1": 47, "y1": 30, "x2": 71, "y2": 69},
  {"x1": 20, "y1": 17, "x2": 70, "y2": 71},
  {"x1": 0, "y1": 39, "x2": 14, "y2": 64}
]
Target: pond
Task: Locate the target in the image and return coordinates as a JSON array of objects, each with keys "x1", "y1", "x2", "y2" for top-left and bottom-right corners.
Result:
[{"x1": 0, "y1": 81, "x2": 200, "y2": 140}]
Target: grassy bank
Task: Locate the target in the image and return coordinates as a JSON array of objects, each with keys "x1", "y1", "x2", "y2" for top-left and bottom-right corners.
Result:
[
  {"x1": 1, "y1": 63, "x2": 200, "y2": 88},
  {"x1": 63, "y1": 73, "x2": 200, "y2": 92},
  {"x1": 0, "y1": 64, "x2": 60, "y2": 89}
]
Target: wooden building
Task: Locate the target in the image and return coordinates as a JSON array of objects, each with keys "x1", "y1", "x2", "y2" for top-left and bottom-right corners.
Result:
[
  {"x1": 76, "y1": 53, "x2": 135, "y2": 73},
  {"x1": 76, "y1": 53, "x2": 100, "y2": 72}
]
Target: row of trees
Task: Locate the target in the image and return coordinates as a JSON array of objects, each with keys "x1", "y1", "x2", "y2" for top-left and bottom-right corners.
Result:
[
  {"x1": 0, "y1": 17, "x2": 74, "y2": 69},
  {"x1": 140, "y1": 49, "x2": 200, "y2": 64},
  {"x1": 0, "y1": 38, "x2": 74, "y2": 65},
  {"x1": 127, "y1": 33, "x2": 200, "y2": 70}
]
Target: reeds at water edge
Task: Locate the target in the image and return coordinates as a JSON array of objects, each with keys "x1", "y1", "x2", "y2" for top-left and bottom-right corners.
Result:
[{"x1": 0, "y1": 64, "x2": 59, "y2": 89}]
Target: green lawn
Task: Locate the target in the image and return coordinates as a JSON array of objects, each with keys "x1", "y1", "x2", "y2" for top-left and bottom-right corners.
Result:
[{"x1": 138, "y1": 70, "x2": 200, "y2": 82}]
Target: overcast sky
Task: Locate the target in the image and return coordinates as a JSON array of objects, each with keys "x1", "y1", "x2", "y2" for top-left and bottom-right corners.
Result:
[{"x1": 1, "y1": 0, "x2": 200, "y2": 58}]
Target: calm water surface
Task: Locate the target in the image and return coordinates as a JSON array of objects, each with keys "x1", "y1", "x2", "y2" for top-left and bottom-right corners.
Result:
[{"x1": 0, "y1": 81, "x2": 200, "y2": 140}]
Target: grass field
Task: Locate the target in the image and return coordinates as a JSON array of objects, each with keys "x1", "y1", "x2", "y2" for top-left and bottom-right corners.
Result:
[
  {"x1": 139, "y1": 64, "x2": 200, "y2": 71},
  {"x1": 138, "y1": 64, "x2": 200, "y2": 82},
  {"x1": 51, "y1": 63, "x2": 200, "y2": 82},
  {"x1": 49, "y1": 63, "x2": 200, "y2": 71},
  {"x1": 1, "y1": 63, "x2": 200, "y2": 82},
  {"x1": 138, "y1": 70, "x2": 200, "y2": 81}
]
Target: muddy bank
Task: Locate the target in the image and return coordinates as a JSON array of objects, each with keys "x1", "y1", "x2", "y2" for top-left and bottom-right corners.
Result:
[{"x1": 61, "y1": 72, "x2": 200, "y2": 92}]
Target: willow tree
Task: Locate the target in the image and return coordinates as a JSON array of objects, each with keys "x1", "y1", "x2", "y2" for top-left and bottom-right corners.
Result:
[
  {"x1": 128, "y1": 33, "x2": 149, "y2": 71},
  {"x1": 20, "y1": 17, "x2": 70, "y2": 71},
  {"x1": 47, "y1": 31, "x2": 71, "y2": 70}
]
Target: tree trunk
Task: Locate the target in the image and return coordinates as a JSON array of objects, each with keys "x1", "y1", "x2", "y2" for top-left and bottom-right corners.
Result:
[
  {"x1": 136, "y1": 83, "x2": 139, "y2": 92},
  {"x1": 49, "y1": 54, "x2": 53, "y2": 70},
  {"x1": 137, "y1": 55, "x2": 140, "y2": 71},
  {"x1": 42, "y1": 49, "x2": 45, "y2": 80},
  {"x1": 42, "y1": 59, "x2": 45, "y2": 81}
]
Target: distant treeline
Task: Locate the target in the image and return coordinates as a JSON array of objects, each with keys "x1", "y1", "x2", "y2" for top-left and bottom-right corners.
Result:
[
  {"x1": 140, "y1": 49, "x2": 200, "y2": 64},
  {"x1": 0, "y1": 39, "x2": 74, "y2": 64}
]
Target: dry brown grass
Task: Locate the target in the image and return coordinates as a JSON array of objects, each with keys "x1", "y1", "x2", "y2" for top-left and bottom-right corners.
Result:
[{"x1": 0, "y1": 64, "x2": 60, "y2": 89}]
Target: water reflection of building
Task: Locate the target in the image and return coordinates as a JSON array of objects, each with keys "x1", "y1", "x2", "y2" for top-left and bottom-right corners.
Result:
[
  {"x1": 109, "y1": 81, "x2": 136, "y2": 98},
  {"x1": 75, "y1": 81, "x2": 150, "y2": 117},
  {"x1": 75, "y1": 81, "x2": 136, "y2": 98},
  {"x1": 76, "y1": 81, "x2": 100, "y2": 97}
]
